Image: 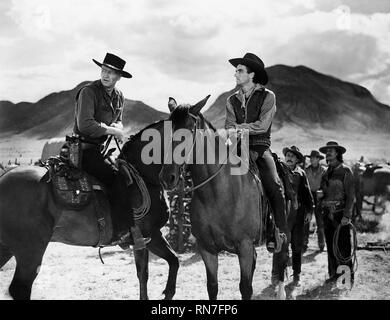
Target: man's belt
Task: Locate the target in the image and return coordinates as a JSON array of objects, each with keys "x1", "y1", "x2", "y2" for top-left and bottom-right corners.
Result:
[
  {"x1": 80, "y1": 142, "x2": 103, "y2": 151},
  {"x1": 321, "y1": 200, "x2": 345, "y2": 214}
]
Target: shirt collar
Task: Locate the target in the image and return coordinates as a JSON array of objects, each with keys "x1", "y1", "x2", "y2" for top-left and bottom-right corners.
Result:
[
  {"x1": 235, "y1": 83, "x2": 264, "y2": 103},
  {"x1": 98, "y1": 80, "x2": 119, "y2": 99},
  {"x1": 308, "y1": 164, "x2": 321, "y2": 171}
]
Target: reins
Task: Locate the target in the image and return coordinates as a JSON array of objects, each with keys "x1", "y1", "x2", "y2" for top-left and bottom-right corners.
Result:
[{"x1": 178, "y1": 114, "x2": 241, "y2": 193}]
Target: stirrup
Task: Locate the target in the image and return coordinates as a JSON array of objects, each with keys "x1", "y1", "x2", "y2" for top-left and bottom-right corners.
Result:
[
  {"x1": 130, "y1": 226, "x2": 151, "y2": 251},
  {"x1": 110, "y1": 231, "x2": 131, "y2": 248},
  {"x1": 133, "y1": 236, "x2": 151, "y2": 250}
]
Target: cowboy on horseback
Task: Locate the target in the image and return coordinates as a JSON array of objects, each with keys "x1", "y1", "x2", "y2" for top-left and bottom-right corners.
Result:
[
  {"x1": 73, "y1": 52, "x2": 150, "y2": 250},
  {"x1": 225, "y1": 53, "x2": 289, "y2": 282}
]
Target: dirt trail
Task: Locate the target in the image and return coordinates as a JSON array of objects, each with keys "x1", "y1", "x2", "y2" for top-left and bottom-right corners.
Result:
[{"x1": 1, "y1": 229, "x2": 389, "y2": 300}]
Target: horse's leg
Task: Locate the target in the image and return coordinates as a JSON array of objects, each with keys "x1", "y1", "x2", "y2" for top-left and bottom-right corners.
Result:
[
  {"x1": 0, "y1": 244, "x2": 13, "y2": 269},
  {"x1": 198, "y1": 244, "x2": 218, "y2": 300},
  {"x1": 147, "y1": 231, "x2": 179, "y2": 300},
  {"x1": 134, "y1": 248, "x2": 149, "y2": 300},
  {"x1": 237, "y1": 240, "x2": 256, "y2": 300},
  {"x1": 9, "y1": 243, "x2": 48, "y2": 300}
]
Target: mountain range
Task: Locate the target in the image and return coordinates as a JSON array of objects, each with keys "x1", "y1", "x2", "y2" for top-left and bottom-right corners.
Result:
[
  {"x1": 204, "y1": 65, "x2": 390, "y2": 133},
  {"x1": 1, "y1": 65, "x2": 390, "y2": 155},
  {"x1": 0, "y1": 81, "x2": 167, "y2": 139}
]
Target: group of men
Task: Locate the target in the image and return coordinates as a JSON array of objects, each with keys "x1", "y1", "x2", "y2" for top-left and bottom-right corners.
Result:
[
  {"x1": 276, "y1": 143, "x2": 355, "y2": 287},
  {"x1": 73, "y1": 51, "x2": 356, "y2": 287}
]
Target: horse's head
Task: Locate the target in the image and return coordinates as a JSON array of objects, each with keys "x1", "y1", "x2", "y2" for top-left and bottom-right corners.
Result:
[
  {"x1": 159, "y1": 95, "x2": 210, "y2": 190},
  {"x1": 352, "y1": 161, "x2": 366, "y2": 177}
]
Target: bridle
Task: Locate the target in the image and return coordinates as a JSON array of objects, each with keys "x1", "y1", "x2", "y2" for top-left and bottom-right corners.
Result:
[{"x1": 173, "y1": 112, "x2": 237, "y2": 193}]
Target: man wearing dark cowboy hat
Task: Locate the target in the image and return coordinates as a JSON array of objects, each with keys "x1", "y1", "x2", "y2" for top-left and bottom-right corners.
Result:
[
  {"x1": 274, "y1": 146, "x2": 314, "y2": 286},
  {"x1": 317, "y1": 141, "x2": 355, "y2": 284},
  {"x1": 74, "y1": 52, "x2": 150, "y2": 250},
  {"x1": 225, "y1": 52, "x2": 289, "y2": 284},
  {"x1": 303, "y1": 150, "x2": 326, "y2": 252}
]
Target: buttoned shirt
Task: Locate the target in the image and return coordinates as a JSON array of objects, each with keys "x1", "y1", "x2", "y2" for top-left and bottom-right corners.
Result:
[
  {"x1": 305, "y1": 164, "x2": 326, "y2": 192},
  {"x1": 73, "y1": 80, "x2": 124, "y2": 144},
  {"x1": 320, "y1": 162, "x2": 355, "y2": 218}
]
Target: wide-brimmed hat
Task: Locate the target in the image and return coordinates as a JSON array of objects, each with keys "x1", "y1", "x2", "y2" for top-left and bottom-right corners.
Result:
[
  {"x1": 283, "y1": 146, "x2": 304, "y2": 163},
  {"x1": 93, "y1": 52, "x2": 132, "y2": 78},
  {"x1": 319, "y1": 141, "x2": 346, "y2": 154},
  {"x1": 305, "y1": 150, "x2": 324, "y2": 160},
  {"x1": 229, "y1": 52, "x2": 268, "y2": 85}
]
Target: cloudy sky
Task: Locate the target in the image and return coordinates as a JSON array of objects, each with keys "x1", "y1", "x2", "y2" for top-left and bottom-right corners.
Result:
[{"x1": 1, "y1": 0, "x2": 390, "y2": 111}]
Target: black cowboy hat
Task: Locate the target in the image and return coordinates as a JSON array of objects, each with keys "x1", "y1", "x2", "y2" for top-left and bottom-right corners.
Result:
[
  {"x1": 319, "y1": 141, "x2": 346, "y2": 154},
  {"x1": 283, "y1": 146, "x2": 304, "y2": 163},
  {"x1": 305, "y1": 150, "x2": 324, "y2": 160},
  {"x1": 229, "y1": 52, "x2": 268, "y2": 85},
  {"x1": 93, "y1": 52, "x2": 132, "y2": 78}
]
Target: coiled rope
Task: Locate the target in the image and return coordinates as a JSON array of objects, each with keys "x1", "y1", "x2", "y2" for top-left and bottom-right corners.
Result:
[
  {"x1": 333, "y1": 221, "x2": 358, "y2": 273},
  {"x1": 116, "y1": 158, "x2": 151, "y2": 220},
  {"x1": 112, "y1": 137, "x2": 151, "y2": 220}
]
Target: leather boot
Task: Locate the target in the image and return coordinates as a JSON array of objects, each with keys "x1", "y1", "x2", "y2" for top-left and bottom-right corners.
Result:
[{"x1": 130, "y1": 225, "x2": 151, "y2": 250}]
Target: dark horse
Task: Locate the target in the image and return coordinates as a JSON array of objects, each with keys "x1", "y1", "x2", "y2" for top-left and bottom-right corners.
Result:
[
  {"x1": 352, "y1": 162, "x2": 390, "y2": 217},
  {"x1": 0, "y1": 120, "x2": 179, "y2": 300},
  {"x1": 159, "y1": 96, "x2": 275, "y2": 300}
]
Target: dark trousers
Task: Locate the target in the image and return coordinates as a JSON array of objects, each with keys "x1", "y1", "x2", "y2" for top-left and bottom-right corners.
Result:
[
  {"x1": 81, "y1": 148, "x2": 134, "y2": 233},
  {"x1": 271, "y1": 205, "x2": 305, "y2": 281},
  {"x1": 303, "y1": 191, "x2": 325, "y2": 249},
  {"x1": 251, "y1": 145, "x2": 289, "y2": 282},
  {"x1": 323, "y1": 210, "x2": 352, "y2": 278},
  {"x1": 289, "y1": 208, "x2": 305, "y2": 275},
  {"x1": 252, "y1": 146, "x2": 288, "y2": 233}
]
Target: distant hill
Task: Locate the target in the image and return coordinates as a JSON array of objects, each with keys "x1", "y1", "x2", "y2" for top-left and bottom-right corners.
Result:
[
  {"x1": 0, "y1": 81, "x2": 168, "y2": 139},
  {"x1": 204, "y1": 64, "x2": 390, "y2": 133},
  {"x1": 2, "y1": 67, "x2": 390, "y2": 160}
]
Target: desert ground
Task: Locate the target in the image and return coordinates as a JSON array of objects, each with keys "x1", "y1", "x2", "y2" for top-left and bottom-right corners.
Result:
[
  {"x1": 1, "y1": 204, "x2": 389, "y2": 300},
  {"x1": 1, "y1": 134, "x2": 389, "y2": 300}
]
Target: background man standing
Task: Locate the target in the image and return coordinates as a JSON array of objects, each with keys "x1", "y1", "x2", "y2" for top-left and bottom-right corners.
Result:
[
  {"x1": 279, "y1": 146, "x2": 314, "y2": 286},
  {"x1": 318, "y1": 141, "x2": 355, "y2": 285},
  {"x1": 303, "y1": 150, "x2": 326, "y2": 252}
]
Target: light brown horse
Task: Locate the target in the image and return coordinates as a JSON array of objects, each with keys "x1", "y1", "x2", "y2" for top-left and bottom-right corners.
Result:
[
  {"x1": 0, "y1": 120, "x2": 179, "y2": 300},
  {"x1": 159, "y1": 96, "x2": 274, "y2": 300}
]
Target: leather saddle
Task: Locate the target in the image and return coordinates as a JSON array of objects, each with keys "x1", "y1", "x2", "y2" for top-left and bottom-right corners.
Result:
[
  {"x1": 43, "y1": 157, "x2": 103, "y2": 209},
  {"x1": 40, "y1": 157, "x2": 112, "y2": 247}
]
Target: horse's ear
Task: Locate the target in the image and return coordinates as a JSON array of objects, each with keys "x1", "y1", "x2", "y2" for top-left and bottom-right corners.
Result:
[
  {"x1": 190, "y1": 95, "x2": 211, "y2": 115},
  {"x1": 168, "y1": 97, "x2": 177, "y2": 113}
]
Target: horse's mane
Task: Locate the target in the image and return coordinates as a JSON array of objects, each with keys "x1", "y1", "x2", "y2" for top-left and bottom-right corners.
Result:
[
  {"x1": 198, "y1": 112, "x2": 216, "y2": 132},
  {"x1": 121, "y1": 119, "x2": 167, "y2": 157},
  {"x1": 169, "y1": 104, "x2": 216, "y2": 132}
]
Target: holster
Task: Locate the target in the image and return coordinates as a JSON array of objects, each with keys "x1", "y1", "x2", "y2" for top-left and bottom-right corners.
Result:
[
  {"x1": 66, "y1": 135, "x2": 82, "y2": 168},
  {"x1": 321, "y1": 201, "x2": 345, "y2": 222}
]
